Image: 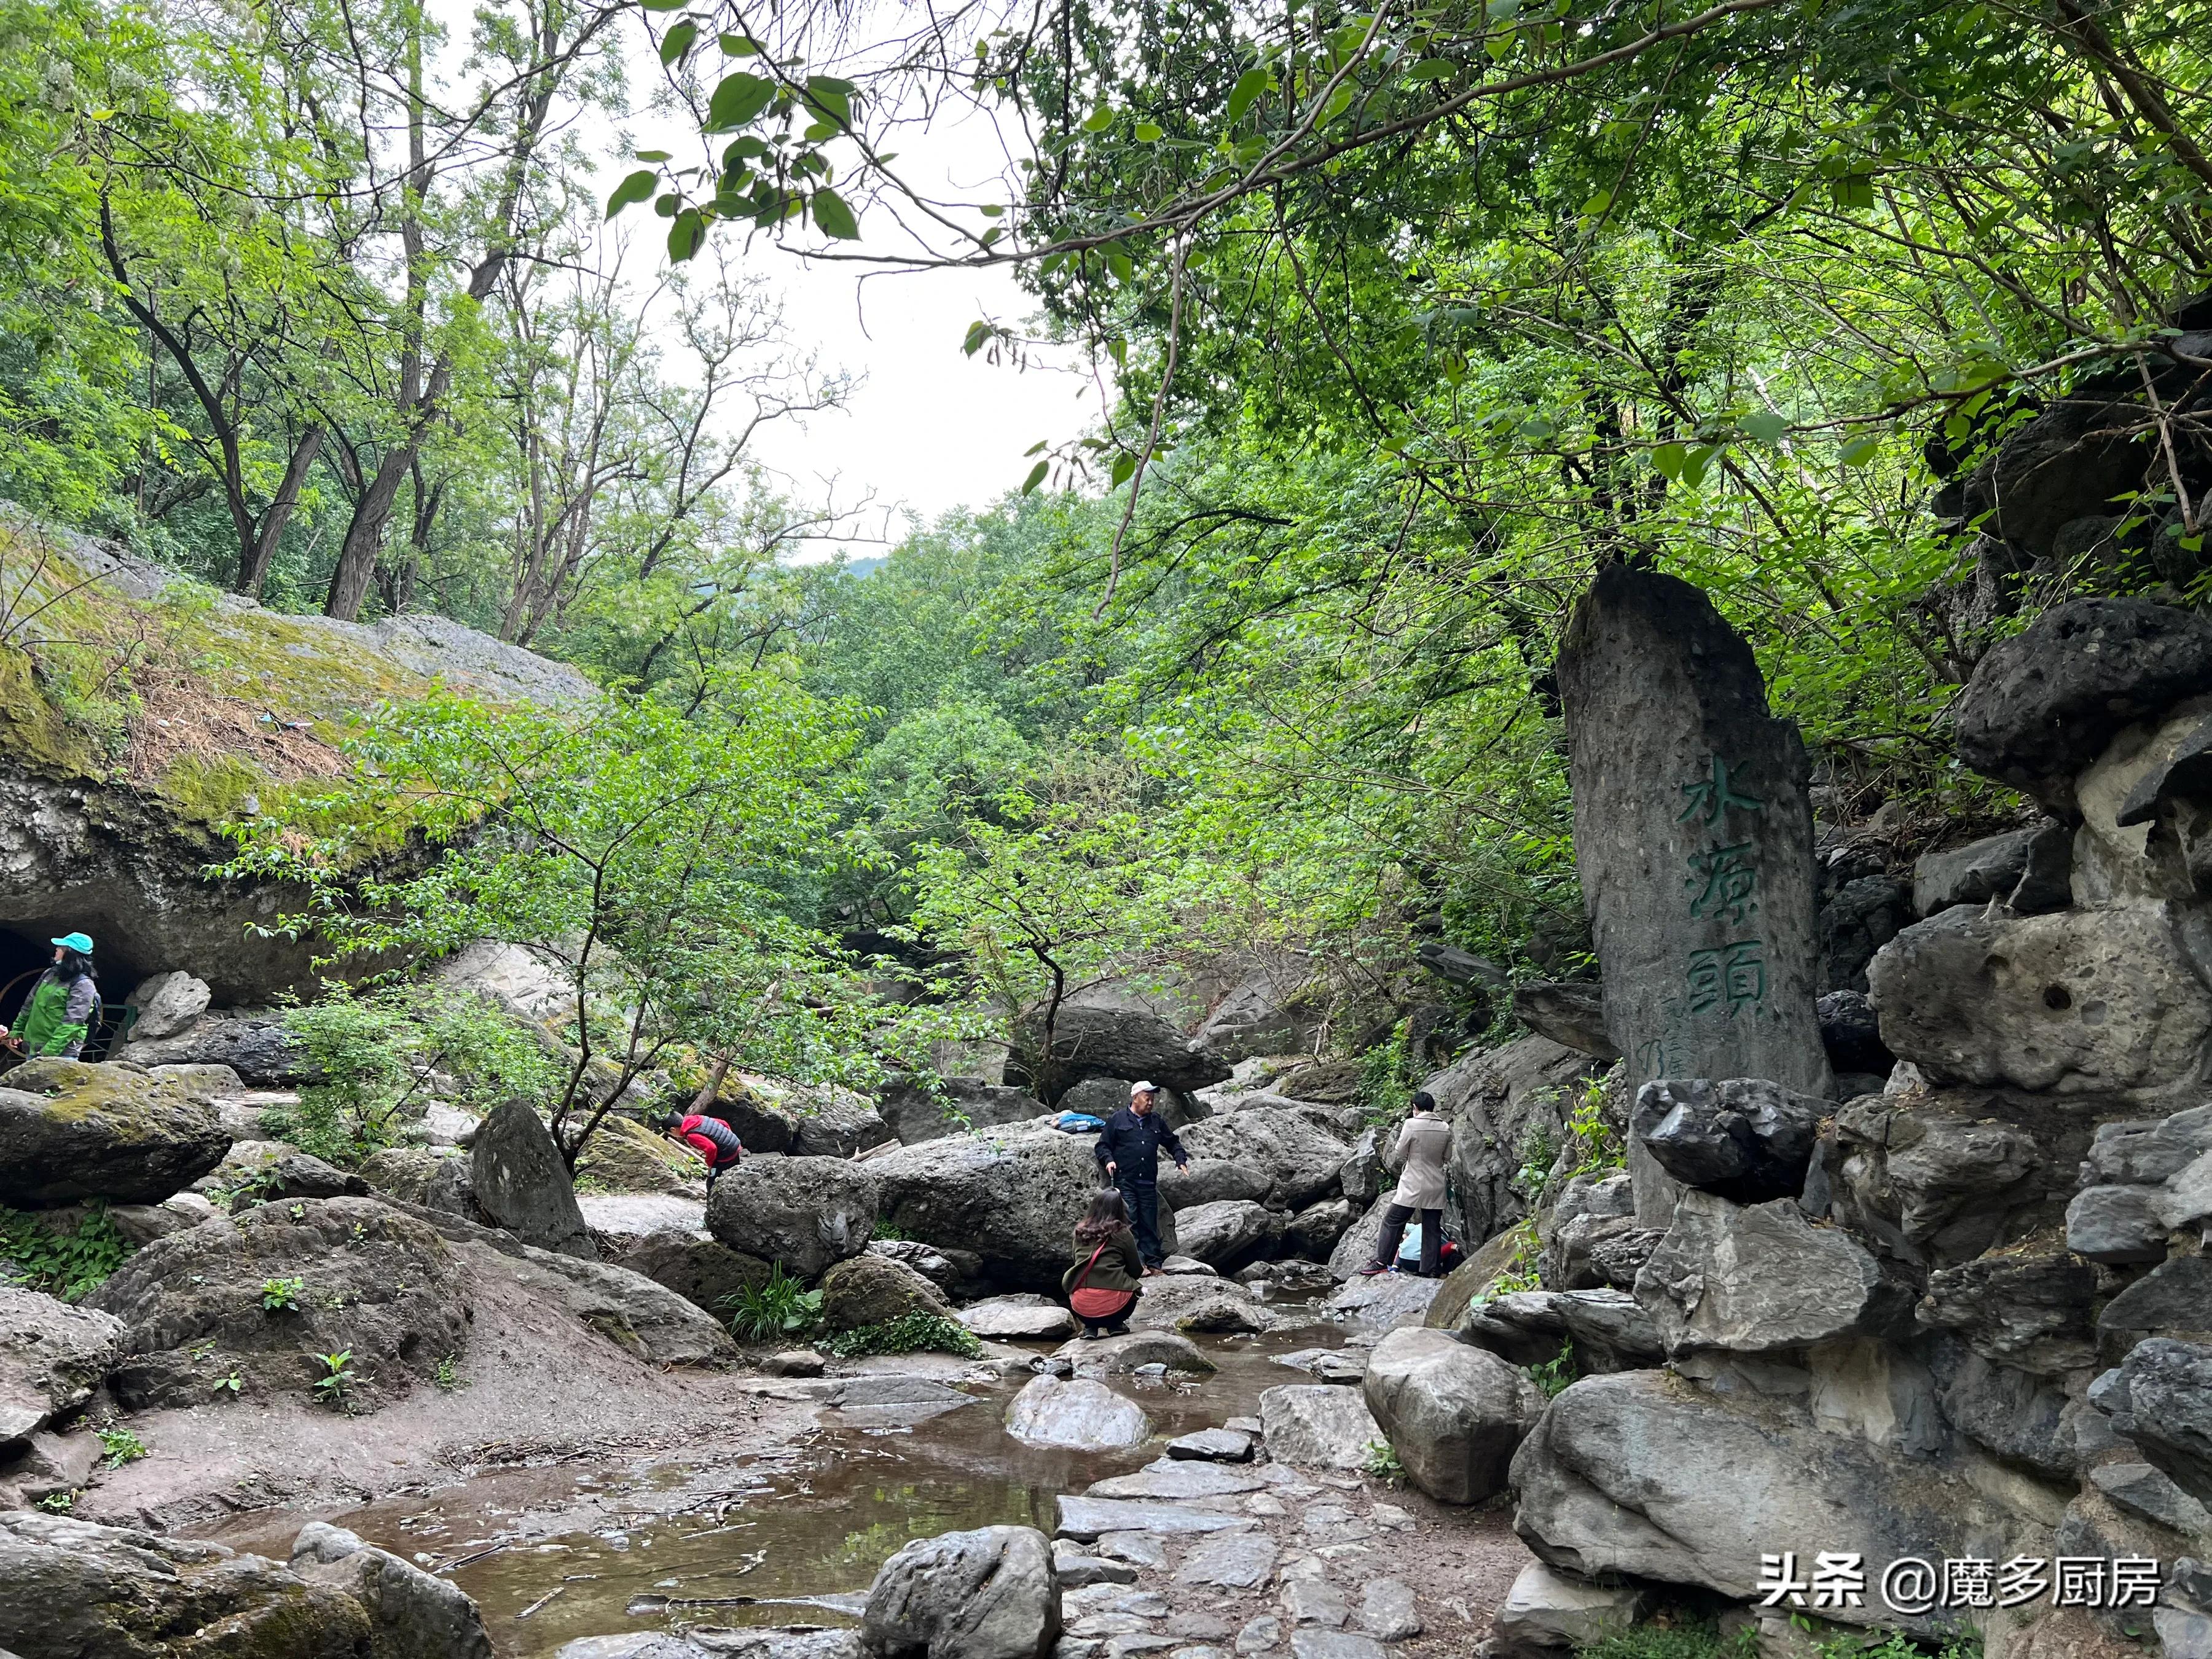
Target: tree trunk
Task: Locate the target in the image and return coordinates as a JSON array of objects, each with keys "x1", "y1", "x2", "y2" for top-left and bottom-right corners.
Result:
[{"x1": 237, "y1": 424, "x2": 324, "y2": 597}]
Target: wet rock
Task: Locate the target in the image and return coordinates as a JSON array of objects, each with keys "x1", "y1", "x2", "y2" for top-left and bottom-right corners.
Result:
[
  {"x1": 124, "y1": 970, "x2": 211, "y2": 1041},
  {"x1": 862, "y1": 1524, "x2": 1059, "y2": 1659},
  {"x1": 819, "y1": 1252, "x2": 954, "y2": 1332},
  {"x1": 2092, "y1": 1338, "x2": 2212, "y2": 1504},
  {"x1": 1282, "y1": 1198, "x2": 1357, "y2": 1259},
  {"x1": 2101, "y1": 1254, "x2": 2212, "y2": 1335},
  {"x1": 963, "y1": 1294, "x2": 1078, "y2": 1341},
  {"x1": 1167, "y1": 1427, "x2": 1255, "y2": 1462},
  {"x1": 708, "y1": 1155, "x2": 878, "y2": 1281},
  {"x1": 117, "y1": 1011, "x2": 310, "y2": 1082},
  {"x1": 1272, "y1": 1349, "x2": 1368, "y2": 1384},
  {"x1": 1867, "y1": 901, "x2": 2212, "y2": 1108},
  {"x1": 469, "y1": 1100, "x2": 593, "y2": 1258},
  {"x1": 1322, "y1": 1270, "x2": 1441, "y2": 1332},
  {"x1": 1816, "y1": 991, "x2": 1892, "y2": 1080},
  {"x1": 1260, "y1": 1384, "x2": 1384, "y2": 1472},
  {"x1": 1355, "y1": 1580, "x2": 1419, "y2": 1641},
  {"x1": 0, "y1": 1286, "x2": 124, "y2": 1442},
  {"x1": 1954, "y1": 597, "x2": 2212, "y2": 820},
  {"x1": 1006, "y1": 1375, "x2": 1151, "y2": 1451},
  {"x1": 1159, "y1": 1160, "x2": 1273, "y2": 1208},
  {"x1": 1491, "y1": 1564, "x2": 1647, "y2": 1659},
  {"x1": 1174, "y1": 1200, "x2": 1272, "y2": 1266},
  {"x1": 613, "y1": 1233, "x2": 772, "y2": 1317},
  {"x1": 1089, "y1": 1460, "x2": 1268, "y2": 1501},
  {"x1": 290, "y1": 1521, "x2": 494, "y2": 1659},
  {"x1": 871, "y1": 1128, "x2": 1126, "y2": 1292},
  {"x1": 1635, "y1": 1191, "x2": 1912, "y2": 1354},
  {"x1": 86, "y1": 1194, "x2": 467, "y2": 1410},
  {"x1": 1055, "y1": 1499, "x2": 1253, "y2": 1542},
  {"x1": 1180, "y1": 1113, "x2": 1351, "y2": 1210},
  {"x1": 1510, "y1": 984, "x2": 1618, "y2": 1060},
  {"x1": 877, "y1": 1076, "x2": 1044, "y2": 1145},
  {"x1": 1061, "y1": 1330, "x2": 1217, "y2": 1377},
  {"x1": 0, "y1": 1057, "x2": 230, "y2": 1207},
  {"x1": 1362, "y1": 1326, "x2": 1540, "y2": 1504},
  {"x1": 1630, "y1": 1078, "x2": 1824, "y2": 1204},
  {"x1": 1918, "y1": 1249, "x2": 2097, "y2": 1375}
]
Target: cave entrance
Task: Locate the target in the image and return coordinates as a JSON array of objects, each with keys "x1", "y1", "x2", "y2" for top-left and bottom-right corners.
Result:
[{"x1": 0, "y1": 926, "x2": 147, "y2": 1062}]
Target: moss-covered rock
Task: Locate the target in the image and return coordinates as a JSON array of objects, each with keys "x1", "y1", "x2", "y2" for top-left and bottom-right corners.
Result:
[
  {"x1": 818, "y1": 1251, "x2": 954, "y2": 1332},
  {"x1": 576, "y1": 1113, "x2": 702, "y2": 1194},
  {"x1": 0, "y1": 1059, "x2": 230, "y2": 1207}
]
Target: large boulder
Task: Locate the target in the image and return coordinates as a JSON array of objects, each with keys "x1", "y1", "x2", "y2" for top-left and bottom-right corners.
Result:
[
  {"x1": 116, "y1": 1012, "x2": 310, "y2": 1082},
  {"x1": 1259, "y1": 1382, "x2": 1384, "y2": 1471},
  {"x1": 867, "y1": 1238, "x2": 987, "y2": 1301},
  {"x1": 0, "y1": 1286, "x2": 124, "y2": 1443},
  {"x1": 1432, "y1": 1037, "x2": 1605, "y2": 1244},
  {"x1": 1027, "y1": 1005, "x2": 1231, "y2": 1100},
  {"x1": 877, "y1": 1077, "x2": 1043, "y2": 1145},
  {"x1": 1866, "y1": 901, "x2": 2212, "y2": 1108},
  {"x1": 1512, "y1": 1370, "x2": 1996, "y2": 1636},
  {"x1": 1953, "y1": 597, "x2": 2212, "y2": 820},
  {"x1": 123, "y1": 970, "x2": 211, "y2": 1041},
  {"x1": 0, "y1": 1510, "x2": 382, "y2": 1657},
  {"x1": 0, "y1": 1058, "x2": 230, "y2": 1207},
  {"x1": 1491, "y1": 1563, "x2": 1647, "y2": 1659},
  {"x1": 1454, "y1": 1289, "x2": 1665, "y2": 1376},
  {"x1": 85, "y1": 1196, "x2": 468, "y2": 1409},
  {"x1": 1818, "y1": 873, "x2": 1910, "y2": 997},
  {"x1": 1630, "y1": 1077, "x2": 1824, "y2": 1204},
  {"x1": 611, "y1": 1231, "x2": 771, "y2": 1318},
  {"x1": 1179, "y1": 1111, "x2": 1349, "y2": 1209},
  {"x1": 1816, "y1": 989, "x2": 1892, "y2": 1081},
  {"x1": 818, "y1": 1252, "x2": 953, "y2": 1332},
  {"x1": 1172, "y1": 1199, "x2": 1271, "y2": 1266},
  {"x1": 474, "y1": 1239, "x2": 736, "y2": 1366},
  {"x1": 861, "y1": 1524, "x2": 1059, "y2": 1659},
  {"x1": 1917, "y1": 1249, "x2": 2098, "y2": 1375},
  {"x1": 707, "y1": 1155, "x2": 879, "y2": 1281},
  {"x1": 1911, "y1": 825, "x2": 2069, "y2": 917},
  {"x1": 1634, "y1": 1191, "x2": 1912, "y2": 1355},
  {"x1": 1510, "y1": 984, "x2": 1617, "y2": 1060},
  {"x1": 1003, "y1": 1375, "x2": 1150, "y2": 1451},
  {"x1": 1124, "y1": 1273, "x2": 1270, "y2": 1335},
  {"x1": 469, "y1": 1100, "x2": 594, "y2": 1258},
  {"x1": 1362, "y1": 1327, "x2": 1542, "y2": 1504},
  {"x1": 1158, "y1": 1158, "x2": 1271, "y2": 1208},
  {"x1": 289, "y1": 1521, "x2": 494, "y2": 1659},
  {"x1": 960, "y1": 1294, "x2": 1077, "y2": 1341},
  {"x1": 2090, "y1": 1338, "x2": 2212, "y2": 1504},
  {"x1": 869, "y1": 1127, "x2": 1121, "y2": 1292}
]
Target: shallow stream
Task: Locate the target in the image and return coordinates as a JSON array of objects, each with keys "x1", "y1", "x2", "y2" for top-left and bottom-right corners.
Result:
[{"x1": 204, "y1": 1292, "x2": 1358, "y2": 1658}]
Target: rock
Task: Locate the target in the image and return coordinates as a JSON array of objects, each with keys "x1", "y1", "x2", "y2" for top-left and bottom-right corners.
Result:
[
  {"x1": 1355, "y1": 1581, "x2": 1420, "y2": 1642},
  {"x1": 963, "y1": 1294, "x2": 1078, "y2": 1341},
  {"x1": 862, "y1": 1524, "x2": 1059, "y2": 1659},
  {"x1": 85, "y1": 1195, "x2": 469, "y2": 1409},
  {"x1": 558, "y1": 1632, "x2": 860, "y2": 1658},
  {"x1": 1867, "y1": 901, "x2": 2212, "y2": 1108},
  {"x1": 1237, "y1": 1617, "x2": 1282, "y2": 1655},
  {"x1": 469, "y1": 1100, "x2": 593, "y2": 1258},
  {"x1": 2102, "y1": 1253, "x2": 2212, "y2": 1335},
  {"x1": 1918, "y1": 1249, "x2": 2098, "y2": 1374},
  {"x1": 289, "y1": 1521, "x2": 494, "y2": 1658},
  {"x1": 0, "y1": 1058, "x2": 230, "y2": 1207},
  {"x1": 1134, "y1": 1281, "x2": 1270, "y2": 1336},
  {"x1": 1423, "y1": 1225, "x2": 1541, "y2": 1333},
  {"x1": 484, "y1": 1242, "x2": 737, "y2": 1366},
  {"x1": 1272, "y1": 1348, "x2": 1369, "y2": 1383},
  {"x1": 358, "y1": 1146, "x2": 456, "y2": 1205},
  {"x1": 1360, "y1": 1327, "x2": 1542, "y2": 1504},
  {"x1": 2084, "y1": 1105, "x2": 2212, "y2": 1185},
  {"x1": 612, "y1": 1232, "x2": 771, "y2": 1317},
  {"x1": 1029, "y1": 1005, "x2": 1232, "y2": 1100},
  {"x1": 1635, "y1": 1191, "x2": 1911, "y2": 1355},
  {"x1": 1179, "y1": 1113, "x2": 1350, "y2": 1210},
  {"x1": 1061, "y1": 1330, "x2": 1216, "y2": 1376},
  {"x1": 574, "y1": 1114, "x2": 699, "y2": 1196},
  {"x1": 879, "y1": 1076, "x2": 1045, "y2": 1145},
  {"x1": 1177, "y1": 1531, "x2": 1279, "y2": 1591},
  {"x1": 1912, "y1": 826, "x2": 2071, "y2": 917},
  {"x1": 1324, "y1": 1268, "x2": 1443, "y2": 1331},
  {"x1": 1510, "y1": 984, "x2": 1618, "y2": 1060},
  {"x1": 1512, "y1": 1370, "x2": 1990, "y2": 1636},
  {"x1": 433, "y1": 938, "x2": 570, "y2": 1021},
  {"x1": 1258, "y1": 1384, "x2": 1384, "y2": 1472},
  {"x1": 117, "y1": 1013, "x2": 309, "y2": 1082},
  {"x1": 1925, "y1": 1338, "x2": 2077, "y2": 1480},
  {"x1": 761, "y1": 1349, "x2": 825, "y2": 1376},
  {"x1": 1430, "y1": 1035, "x2": 1607, "y2": 1238},
  {"x1": 708, "y1": 1155, "x2": 879, "y2": 1281},
  {"x1": 1168, "y1": 1427, "x2": 1255, "y2": 1462},
  {"x1": 1454, "y1": 1289, "x2": 1665, "y2": 1376},
  {"x1": 124, "y1": 970, "x2": 212, "y2": 1041},
  {"x1": 1819, "y1": 875, "x2": 1910, "y2": 997},
  {"x1": 2092, "y1": 1338, "x2": 2212, "y2": 1504},
  {"x1": 871, "y1": 1128, "x2": 1125, "y2": 1292},
  {"x1": 0, "y1": 1286, "x2": 124, "y2": 1442},
  {"x1": 1056, "y1": 1499, "x2": 1253, "y2": 1542},
  {"x1": 2066, "y1": 1185, "x2": 2171, "y2": 1265},
  {"x1": 1097, "y1": 1533, "x2": 1173, "y2": 1569},
  {"x1": 1816, "y1": 991, "x2": 1892, "y2": 1078},
  {"x1": 1630, "y1": 1077, "x2": 1824, "y2": 1204},
  {"x1": 1491, "y1": 1563, "x2": 1646, "y2": 1659},
  {"x1": 1557, "y1": 564, "x2": 1834, "y2": 1112},
  {"x1": 1955, "y1": 597, "x2": 2212, "y2": 820},
  {"x1": 1005, "y1": 1376, "x2": 1151, "y2": 1451},
  {"x1": 7, "y1": 1425, "x2": 100, "y2": 1502},
  {"x1": 0, "y1": 1509, "x2": 378, "y2": 1657},
  {"x1": 1054, "y1": 1543, "x2": 1137, "y2": 1587},
  {"x1": 143, "y1": 1061, "x2": 247, "y2": 1101},
  {"x1": 1281, "y1": 1574, "x2": 1350, "y2": 1628},
  {"x1": 1279, "y1": 1197, "x2": 1356, "y2": 1260},
  {"x1": 819, "y1": 1252, "x2": 954, "y2": 1331},
  {"x1": 1338, "y1": 1129, "x2": 1384, "y2": 1206},
  {"x1": 869, "y1": 1238, "x2": 987, "y2": 1300},
  {"x1": 2090, "y1": 1462, "x2": 2212, "y2": 1535},
  {"x1": 260, "y1": 1150, "x2": 371, "y2": 1201},
  {"x1": 1287, "y1": 1632, "x2": 1383, "y2": 1659},
  {"x1": 1159, "y1": 1160, "x2": 1273, "y2": 1209},
  {"x1": 1174, "y1": 1201, "x2": 1273, "y2": 1266}
]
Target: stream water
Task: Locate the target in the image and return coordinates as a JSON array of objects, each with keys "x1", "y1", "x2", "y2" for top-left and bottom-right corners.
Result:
[{"x1": 204, "y1": 1293, "x2": 1360, "y2": 1658}]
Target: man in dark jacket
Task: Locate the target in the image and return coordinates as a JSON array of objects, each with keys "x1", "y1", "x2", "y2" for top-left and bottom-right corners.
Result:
[{"x1": 1094, "y1": 1080, "x2": 1190, "y2": 1271}]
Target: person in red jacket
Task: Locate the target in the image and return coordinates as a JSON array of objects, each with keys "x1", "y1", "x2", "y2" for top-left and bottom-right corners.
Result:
[{"x1": 649, "y1": 1108, "x2": 745, "y2": 1190}]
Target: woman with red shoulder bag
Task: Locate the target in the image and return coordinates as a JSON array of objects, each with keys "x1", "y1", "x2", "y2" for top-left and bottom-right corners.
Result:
[{"x1": 1064, "y1": 1190, "x2": 1144, "y2": 1339}]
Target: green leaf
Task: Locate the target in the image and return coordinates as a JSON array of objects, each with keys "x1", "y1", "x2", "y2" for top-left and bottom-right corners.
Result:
[
  {"x1": 705, "y1": 73, "x2": 775, "y2": 133},
  {"x1": 1838, "y1": 433, "x2": 1883, "y2": 466},
  {"x1": 637, "y1": 0, "x2": 684, "y2": 11},
  {"x1": 1652, "y1": 442, "x2": 1687, "y2": 480},
  {"x1": 1021, "y1": 460, "x2": 1049, "y2": 494},
  {"x1": 1110, "y1": 450, "x2": 1138, "y2": 487},
  {"x1": 811, "y1": 187, "x2": 860, "y2": 240},
  {"x1": 1081, "y1": 106, "x2": 1115, "y2": 133},
  {"x1": 1405, "y1": 57, "x2": 1457, "y2": 79},
  {"x1": 1023, "y1": 439, "x2": 1048, "y2": 456},
  {"x1": 667, "y1": 208, "x2": 707, "y2": 262},
  {"x1": 635, "y1": 149, "x2": 672, "y2": 163},
  {"x1": 1829, "y1": 172, "x2": 1876, "y2": 210},
  {"x1": 1320, "y1": 84, "x2": 1354, "y2": 124},
  {"x1": 605, "y1": 169, "x2": 659, "y2": 219},
  {"x1": 962, "y1": 321, "x2": 994, "y2": 356},
  {"x1": 1679, "y1": 445, "x2": 1714, "y2": 488},
  {"x1": 1105, "y1": 246, "x2": 1134, "y2": 283},
  {"x1": 806, "y1": 76, "x2": 853, "y2": 126},
  {"x1": 1134, "y1": 120, "x2": 1163, "y2": 143},
  {"x1": 1226, "y1": 66, "x2": 1271, "y2": 124},
  {"x1": 1741, "y1": 410, "x2": 1790, "y2": 443},
  {"x1": 659, "y1": 21, "x2": 698, "y2": 64},
  {"x1": 719, "y1": 33, "x2": 757, "y2": 54}
]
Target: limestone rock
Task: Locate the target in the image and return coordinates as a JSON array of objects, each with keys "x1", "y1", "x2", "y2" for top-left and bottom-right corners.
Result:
[
  {"x1": 1322, "y1": 1269, "x2": 1443, "y2": 1331},
  {"x1": 2090, "y1": 1462, "x2": 2212, "y2": 1536},
  {"x1": 116, "y1": 1013, "x2": 309, "y2": 1083},
  {"x1": 123, "y1": 970, "x2": 211, "y2": 1041},
  {"x1": 87, "y1": 1195, "x2": 470, "y2": 1408},
  {"x1": 1432, "y1": 1035, "x2": 1608, "y2": 1241},
  {"x1": 1867, "y1": 902, "x2": 2212, "y2": 1107},
  {"x1": 0, "y1": 1286, "x2": 124, "y2": 1443},
  {"x1": 1338, "y1": 1129, "x2": 1383, "y2": 1206},
  {"x1": 611, "y1": 1232, "x2": 771, "y2": 1317},
  {"x1": 1282, "y1": 1197, "x2": 1357, "y2": 1260},
  {"x1": 868, "y1": 1238, "x2": 987, "y2": 1300},
  {"x1": 1630, "y1": 1077, "x2": 1824, "y2": 1204},
  {"x1": 869, "y1": 1128, "x2": 1123, "y2": 1292},
  {"x1": 1128, "y1": 1276, "x2": 1270, "y2": 1336},
  {"x1": 861, "y1": 1524, "x2": 1060, "y2": 1659},
  {"x1": 1054, "y1": 1498, "x2": 1252, "y2": 1541},
  {"x1": 1053, "y1": 1543, "x2": 1137, "y2": 1588},
  {"x1": 1061, "y1": 1330, "x2": 1215, "y2": 1376},
  {"x1": 1168, "y1": 1427, "x2": 1254, "y2": 1462},
  {"x1": 0, "y1": 1058, "x2": 230, "y2": 1207},
  {"x1": 1258, "y1": 1383, "x2": 1384, "y2": 1472},
  {"x1": 1816, "y1": 990, "x2": 1893, "y2": 1078},
  {"x1": 1174, "y1": 1200, "x2": 1272, "y2": 1266},
  {"x1": 1456, "y1": 1289, "x2": 1664, "y2": 1376},
  {"x1": 1912, "y1": 825, "x2": 2072, "y2": 917},
  {"x1": 1491, "y1": 1563, "x2": 1645, "y2": 1659},
  {"x1": 1088, "y1": 1460, "x2": 1269, "y2": 1502},
  {"x1": 1005, "y1": 1375, "x2": 1151, "y2": 1451},
  {"x1": 1028, "y1": 1005, "x2": 1232, "y2": 1100},
  {"x1": 1635, "y1": 1190, "x2": 1911, "y2": 1355},
  {"x1": 1362, "y1": 1326, "x2": 1541, "y2": 1504},
  {"x1": 1511, "y1": 984, "x2": 1618, "y2": 1060},
  {"x1": 2101, "y1": 1254, "x2": 2212, "y2": 1336},
  {"x1": 2066, "y1": 1185, "x2": 2171, "y2": 1265},
  {"x1": 818, "y1": 1252, "x2": 953, "y2": 1332},
  {"x1": 962, "y1": 1294, "x2": 1078, "y2": 1341},
  {"x1": 877, "y1": 1076, "x2": 1044, "y2": 1145},
  {"x1": 1954, "y1": 597, "x2": 2212, "y2": 820},
  {"x1": 2084, "y1": 1105, "x2": 2212, "y2": 1185},
  {"x1": 1176, "y1": 1531, "x2": 1278, "y2": 1591},
  {"x1": 707, "y1": 1155, "x2": 879, "y2": 1281},
  {"x1": 1820, "y1": 874, "x2": 1910, "y2": 997},
  {"x1": 1180, "y1": 1112, "x2": 1351, "y2": 1210},
  {"x1": 1918, "y1": 1249, "x2": 2098, "y2": 1375},
  {"x1": 289, "y1": 1521, "x2": 494, "y2": 1659},
  {"x1": 469, "y1": 1100, "x2": 592, "y2": 1258},
  {"x1": 484, "y1": 1241, "x2": 737, "y2": 1367},
  {"x1": 259, "y1": 1150, "x2": 370, "y2": 1201},
  {"x1": 1158, "y1": 1159, "x2": 1272, "y2": 1209},
  {"x1": 1926, "y1": 1339, "x2": 2077, "y2": 1480}
]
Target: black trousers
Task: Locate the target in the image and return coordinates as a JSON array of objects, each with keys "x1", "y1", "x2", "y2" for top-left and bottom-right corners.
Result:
[
  {"x1": 1115, "y1": 1172, "x2": 1164, "y2": 1266},
  {"x1": 1373, "y1": 1203, "x2": 1443, "y2": 1276}
]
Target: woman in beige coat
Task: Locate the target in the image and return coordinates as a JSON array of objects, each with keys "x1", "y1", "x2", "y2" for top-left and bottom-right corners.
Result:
[{"x1": 1357, "y1": 1091, "x2": 1452, "y2": 1277}]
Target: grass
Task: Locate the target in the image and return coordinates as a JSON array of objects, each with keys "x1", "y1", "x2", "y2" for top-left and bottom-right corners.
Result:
[
  {"x1": 1577, "y1": 1618, "x2": 1982, "y2": 1659},
  {"x1": 820, "y1": 1311, "x2": 982, "y2": 1360},
  {"x1": 721, "y1": 1265, "x2": 824, "y2": 1341}
]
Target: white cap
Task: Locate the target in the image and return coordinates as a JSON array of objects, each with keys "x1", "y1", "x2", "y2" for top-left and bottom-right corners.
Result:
[{"x1": 1129, "y1": 1080, "x2": 1159, "y2": 1096}]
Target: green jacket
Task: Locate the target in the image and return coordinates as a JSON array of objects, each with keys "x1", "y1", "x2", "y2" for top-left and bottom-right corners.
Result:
[
  {"x1": 18, "y1": 970, "x2": 96, "y2": 1059},
  {"x1": 1064, "y1": 1225, "x2": 1144, "y2": 1295}
]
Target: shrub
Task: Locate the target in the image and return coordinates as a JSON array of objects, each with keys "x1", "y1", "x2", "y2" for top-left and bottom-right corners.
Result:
[
  {"x1": 1362, "y1": 1440, "x2": 1406, "y2": 1484},
  {"x1": 261, "y1": 1276, "x2": 304, "y2": 1312},
  {"x1": 0, "y1": 1204, "x2": 133, "y2": 1301},
  {"x1": 820, "y1": 1311, "x2": 982, "y2": 1360},
  {"x1": 95, "y1": 1426, "x2": 147, "y2": 1469},
  {"x1": 722, "y1": 1266, "x2": 824, "y2": 1341},
  {"x1": 1528, "y1": 1339, "x2": 1578, "y2": 1399}
]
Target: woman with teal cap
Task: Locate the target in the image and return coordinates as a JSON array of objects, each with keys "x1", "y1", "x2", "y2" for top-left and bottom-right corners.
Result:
[{"x1": 1, "y1": 932, "x2": 100, "y2": 1061}]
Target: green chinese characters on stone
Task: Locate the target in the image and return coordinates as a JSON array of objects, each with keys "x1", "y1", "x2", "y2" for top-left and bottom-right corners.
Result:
[
  {"x1": 1686, "y1": 938, "x2": 1767, "y2": 1018},
  {"x1": 1679, "y1": 756, "x2": 1764, "y2": 826},
  {"x1": 1685, "y1": 841, "x2": 1759, "y2": 923}
]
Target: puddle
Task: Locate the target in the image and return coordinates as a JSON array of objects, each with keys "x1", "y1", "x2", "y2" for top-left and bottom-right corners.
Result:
[{"x1": 199, "y1": 1292, "x2": 1362, "y2": 1658}]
